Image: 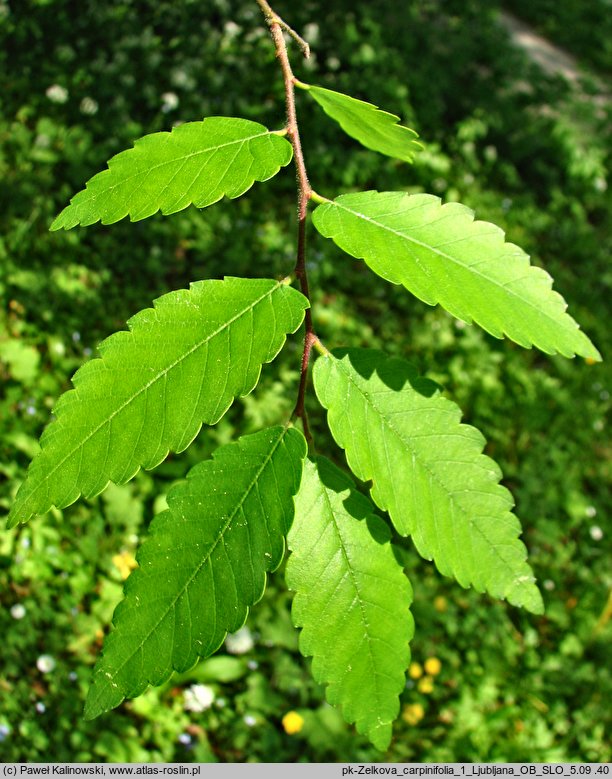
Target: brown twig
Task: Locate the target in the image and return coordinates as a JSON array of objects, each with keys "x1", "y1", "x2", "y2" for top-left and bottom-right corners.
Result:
[{"x1": 257, "y1": 0, "x2": 316, "y2": 448}]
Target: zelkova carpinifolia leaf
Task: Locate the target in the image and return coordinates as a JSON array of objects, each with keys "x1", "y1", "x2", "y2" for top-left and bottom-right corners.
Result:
[
  {"x1": 8, "y1": 278, "x2": 307, "y2": 527},
  {"x1": 287, "y1": 457, "x2": 413, "y2": 751},
  {"x1": 50, "y1": 118, "x2": 292, "y2": 229},
  {"x1": 313, "y1": 192, "x2": 600, "y2": 360},
  {"x1": 85, "y1": 425, "x2": 307, "y2": 719},
  {"x1": 299, "y1": 84, "x2": 422, "y2": 163},
  {"x1": 314, "y1": 349, "x2": 544, "y2": 614}
]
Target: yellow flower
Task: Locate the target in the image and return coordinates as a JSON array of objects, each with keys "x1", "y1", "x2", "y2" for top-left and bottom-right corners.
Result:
[
  {"x1": 424, "y1": 657, "x2": 442, "y2": 676},
  {"x1": 112, "y1": 550, "x2": 138, "y2": 580},
  {"x1": 408, "y1": 662, "x2": 423, "y2": 679},
  {"x1": 433, "y1": 596, "x2": 447, "y2": 613},
  {"x1": 282, "y1": 711, "x2": 304, "y2": 735},
  {"x1": 417, "y1": 676, "x2": 434, "y2": 694},
  {"x1": 402, "y1": 703, "x2": 425, "y2": 726}
]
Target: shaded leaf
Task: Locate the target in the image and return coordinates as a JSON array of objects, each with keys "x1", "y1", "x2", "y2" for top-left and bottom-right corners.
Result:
[
  {"x1": 8, "y1": 278, "x2": 307, "y2": 527},
  {"x1": 313, "y1": 191, "x2": 600, "y2": 360},
  {"x1": 51, "y1": 118, "x2": 292, "y2": 229},
  {"x1": 287, "y1": 456, "x2": 413, "y2": 750},
  {"x1": 85, "y1": 425, "x2": 307, "y2": 719},
  {"x1": 314, "y1": 348, "x2": 544, "y2": 614},
  {"x1": 302, "y1": 84, "x2": 422, "y2": 163}
]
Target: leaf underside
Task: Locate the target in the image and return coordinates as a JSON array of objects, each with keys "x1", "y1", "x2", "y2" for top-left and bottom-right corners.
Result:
[
  {"x1": 313, "y1": 191, "x2": 600, "y2": 360},
  {"x1": 51, "y1": 117, "x2": 292, "y2": 229},
  {"x1": 314, "y1": 348, "x2": 544, "y2": 614},
  {"x1": 304, "y1": 84, "x2": 422, "y2": 163},
  {"x1": 8, "y1": 278, "x2": 307, "y2": 527},
  {"x1": 287, "y1": 456, "x2": 413, "y2": 750},
  {"x1": 85, "y1": 425, "x2": 307, "y2": 719}
]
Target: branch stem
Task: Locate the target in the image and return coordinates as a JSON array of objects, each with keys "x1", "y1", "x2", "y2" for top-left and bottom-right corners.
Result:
[{"x1": 258, "y1": 0, "x2": 316, "y2": 447}]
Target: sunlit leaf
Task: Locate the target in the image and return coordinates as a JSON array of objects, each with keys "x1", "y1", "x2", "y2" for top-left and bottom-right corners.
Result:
[
  {"x1": 313, "y1": 191, "x2": 600, "y2": 360},
  {"x1": 302, "y1": 84, "x2": 422, "y2": 163},
  {"x1": 8, "y1": 278, "x2": 307, "y2": 527},
  {"x1": 287, "y1": 456, "x2": 413, "y2": 750},
  {"x1": 51, "y1": 118, "x2": 292, "y2": 229},
  {"x1": 314, "y1": 348, "x2": 544, "y2": 614}
]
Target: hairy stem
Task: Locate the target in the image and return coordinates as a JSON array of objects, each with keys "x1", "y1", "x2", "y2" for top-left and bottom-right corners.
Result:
[{"x1": 257, "y1": 0, "x2": 316, "y2": 447}]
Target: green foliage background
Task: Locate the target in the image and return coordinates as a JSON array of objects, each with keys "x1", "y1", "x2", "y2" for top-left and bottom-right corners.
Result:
[{"x1": 1, "y1": 0, "x2": 610, "y2": 762}]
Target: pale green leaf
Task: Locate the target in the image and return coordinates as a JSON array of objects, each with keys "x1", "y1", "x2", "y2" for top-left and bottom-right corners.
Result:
[
  {"x1": 286, "y1": 456, "x2": 413, "y2": 750},
  {"x1": 313, "y1": 191, "x2": 600, "y2": 360},
  {"x1": 51, "y1": 118, "x2": 292, "y2": 229},
  {"x1": 8, "y1": 278, "x2": 307, "y2": 527},
  {"x1": 314, "y1": 348, "x2": 544, "y2": 614},
  {"x1": 85, "y1": 425, "x2": 307, "y2": 719},
  {"x1": 302, "y1": 84, "x2": 422, "y2": 163},
  {"x1": 0, "y1": 338, "x2": 40, "y2": 384}
]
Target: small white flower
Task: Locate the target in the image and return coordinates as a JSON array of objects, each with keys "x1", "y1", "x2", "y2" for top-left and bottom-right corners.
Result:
[
  {"x1": 590, "y1": 526, "x2": 603, "y2": 542},
  {"x1": 36, "y1": 655, "x2": 56, "y2": 674},
  {"x1": 161, "y1": 92, "x2": 179, "y2": 113},
  {"x1": 223, "y1": 21, "x2": 241, "y2": 37},
  {"x1": 543, "y1": 579, "x2": 555, "y2": 591},
  {"x1": 10, "y1": 604, "x2": 26, "y2": 620},
  {"x1": 46, "y1": 84, "x2": 69, "y2": 104},
  {"x1": 225, "y1": 626, "x2": 254, "y2": 655},
  {"x1": 243, "y1": 714, "x2": 257, "y2": 727},
  {"x1": 35, "y1": 702, "x2": 46, "y2": 714},
  {"x1": 183, "y1": 683, "x2": 215, "y2": 712},
  {"x1": 247, "y1": 659, "x2": 258, "y2": 670},
  {"x1": 585, "y1": 505, "x2": 597, "y2": 518},
  {"x1": 0, "y1": 724, "x2": 11, "y2": 741},
  {"x1": 178, "y1": 732, "x2": 192, "y2": 745},
  {"x1": 79, "y1": 97, "x2": 98, "y2": 116},
  {"x1": 303, "y1": 23, "x2": 319, "y2": 44},
  {"x1": 594, "y1": 177, "x2": 607, "y2": 193}
]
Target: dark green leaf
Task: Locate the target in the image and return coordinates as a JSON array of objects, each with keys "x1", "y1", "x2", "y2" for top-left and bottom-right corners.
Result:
[{"x1": 85, "y1": 425, "x2": 307, "y2": 719}]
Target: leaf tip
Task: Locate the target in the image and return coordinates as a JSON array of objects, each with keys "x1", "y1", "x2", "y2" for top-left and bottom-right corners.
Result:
[
  {"x1": 84, "y1": 672, "x2": 125, "y2": 721},
  {"x1": 5, "y1": 504, "x2": 25, "y2": 529},
  {"x1": 49, "y1": 220, "x2": 62, "y2": 232},
  {"x1": 583, "y1": 348, "x2": 603, "y2": 364},
  {"x1": 509, "y1": 578, "x2": 545, "y2": 615}
]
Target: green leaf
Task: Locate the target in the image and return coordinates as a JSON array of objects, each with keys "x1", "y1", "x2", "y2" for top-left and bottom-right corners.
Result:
[
  {"x1": 0, "y1": 338, "x2": 40, "y2": 384},
  {"x1": 286, "y1": 456, "x2": 413, "y2": 750},
  {"x1": 313, "y1": 191, "x2": 600, "y2": 360},
  {"x1": 314, "y1": 348, "x2": 544, "y2": 614},
  {"x1": 50, "y1": 118, "x2": 292, "y2": 229},
  {"x1": 8, "y1": 278, "x2": 307, "y2": 527},
  {"x1": 85, "y1": 425, "x2": 307, "y2": 719},
  {"x1": 301, "y1": 83, "x2": 422, "y2": 163}
]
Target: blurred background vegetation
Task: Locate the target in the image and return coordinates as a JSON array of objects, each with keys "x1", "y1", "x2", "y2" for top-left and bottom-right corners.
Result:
[{"x1": 1, "y1": 0, "x2": 610, "y2": 763}]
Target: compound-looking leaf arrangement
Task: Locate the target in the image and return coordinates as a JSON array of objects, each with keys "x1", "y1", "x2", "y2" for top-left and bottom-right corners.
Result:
[{"x1": 7, "y1": 0, "x2": 601, "y2": 752}]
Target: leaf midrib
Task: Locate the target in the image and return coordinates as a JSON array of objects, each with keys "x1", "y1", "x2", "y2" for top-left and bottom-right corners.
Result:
[{"x1": 22, "y1": 281, "x2": 287, "y2": 510}]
